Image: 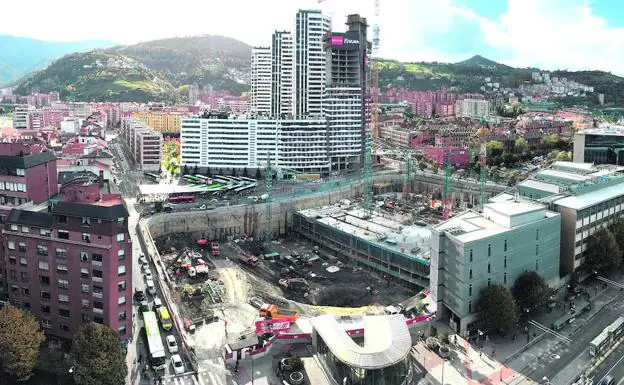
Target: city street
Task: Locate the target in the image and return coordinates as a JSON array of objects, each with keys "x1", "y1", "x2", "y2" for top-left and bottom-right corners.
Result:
[
  {"x1": 111, "y1": 138, "x2": 194, "y2": 384},
  {"x1": 591, "y1": 341, "x2": 624, "y2": 385}
]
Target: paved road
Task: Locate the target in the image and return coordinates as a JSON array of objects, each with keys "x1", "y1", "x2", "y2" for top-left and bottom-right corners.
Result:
[
  {"x1": 591, "y1": 340, "x2": 624, "y2": 385},
  {"x1": 162, "y1": 371, "x2": 230, "y2": 385},
  {"x1": 522, "y1": 292, "x2": 624, "y2": 383}
]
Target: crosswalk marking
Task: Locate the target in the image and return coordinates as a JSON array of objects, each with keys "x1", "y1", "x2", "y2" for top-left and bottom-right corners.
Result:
[{"x1": 164, "y1": 371, "x2": 226, "y2": 385}]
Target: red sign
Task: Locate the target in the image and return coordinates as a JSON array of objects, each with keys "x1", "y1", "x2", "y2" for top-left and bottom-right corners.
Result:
[{"x1": 255, "y1": 319, "x2": 291, "y2": 334}]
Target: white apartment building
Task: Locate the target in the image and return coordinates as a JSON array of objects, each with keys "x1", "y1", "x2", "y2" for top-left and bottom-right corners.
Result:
[
  {"x1": 271, "y1": 31, "x2": 293, "y2": 117},
  {"x1": 12, "y1": 107, "x2": 29, "y2": 129},
  {"x1": 251, "y1": 47, "x2": 272, "y2": 115},
  {"x1": 121, "y1": 118, "x2": 163, "y2": 172},
  {"x1": 455, "y1": 99, "x2": 490, "y2": 119},
  {"x1": 180, "y1": 116, "x2": 330, "y2": 172},
  {"x1": 293, "y1": 9, "x2": 331, "y2": 118}
]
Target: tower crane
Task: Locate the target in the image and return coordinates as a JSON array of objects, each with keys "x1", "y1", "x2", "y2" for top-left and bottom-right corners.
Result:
[
  {"x1": 264, "y1": 154, "x2": 274, "y2": 241},
  {"x1": 479, "y1": 143, "x2": 488, "y2": 208},
  {"x1": 442, "y1": 151, "x2": 463, "y2": 220}
]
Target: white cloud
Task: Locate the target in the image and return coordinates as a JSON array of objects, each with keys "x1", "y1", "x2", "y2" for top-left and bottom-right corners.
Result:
[
  {"x1": 1, "y1": 0, "x2": 623, "y2": 74},
  {"x1": 480, "y1": 0, "x2": 624, "y2": 73}
]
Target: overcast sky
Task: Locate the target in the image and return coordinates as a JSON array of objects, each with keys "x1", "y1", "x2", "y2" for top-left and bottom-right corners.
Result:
[{"x1": 2, "y1": 0, "x2": 624, "y2": 74}]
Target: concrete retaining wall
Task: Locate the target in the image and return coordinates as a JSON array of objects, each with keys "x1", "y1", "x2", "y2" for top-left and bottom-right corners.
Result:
[{"x1": 145, "y1": 173, "x2": 508, "y2": 240}]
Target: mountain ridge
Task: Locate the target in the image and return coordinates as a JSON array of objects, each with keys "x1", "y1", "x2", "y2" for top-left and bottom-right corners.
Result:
[
  {"x1": 9, "y1": 36, "x2": 624, "y2": 107},
  {"x1": 0, "y1": 35, "x2": 115, "y2": 85}
]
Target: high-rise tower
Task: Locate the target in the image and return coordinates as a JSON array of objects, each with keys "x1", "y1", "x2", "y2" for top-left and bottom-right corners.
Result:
[
  {"x1": 271, "y1": 31, "x2": 293, "y2": 118},
  {"x1": 292, "y1": 9, "x2": 331, "y2": 118},
  {"x1": 250, "y1": 47, "x2": 272, "y2": 115},
  {"x1": 324, "y1": 14, "x2": 368, "y2": 171}
]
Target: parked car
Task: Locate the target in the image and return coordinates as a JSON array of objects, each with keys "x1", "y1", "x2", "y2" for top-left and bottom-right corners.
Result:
[
  {"x1": 171, "y1": 354, "x2": 184, "y2": 374},
  {"x1": 166, "y1": 335, "x2": 179, "y2": 354},
  {"x1": 139, "y1": 300, "x2": 149, "y2": 313},
  {"x1": 142, "y1": 264, "x2": 151, "y2": 274},
  {"x1": 144, "y1": 270, "x2": 154, "y2": 281},
  {"x1": 134, "y1": 290, "x2": 146, "y2": 302},
  {"x1": 152, "y1": 297, "x2": 163, "y2": 310},
  {"x1": 139, "y1": 254, "x2": 148, "y2": 266},
  {"x1": 146, "y1": 280, "x2": 156, "y2": 295}
]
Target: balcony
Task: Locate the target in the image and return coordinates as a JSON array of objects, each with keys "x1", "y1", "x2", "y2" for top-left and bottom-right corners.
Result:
[
  {"x1": 92, "y1": 261, "x2": 103, "y2": 267},
  {"x1": 93, "y1": 292, "x2": 103, "y2": 299},
  {"x1": 93, "y1": 308, "x2": 104, "y2": 315},
  {"x1": 92, "y1": 277, "x2": 103, "y2": 283}
]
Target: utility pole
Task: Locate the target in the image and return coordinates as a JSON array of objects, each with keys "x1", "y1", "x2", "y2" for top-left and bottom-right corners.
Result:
[
  {"x1": 403, "y1": 150, "x2": 413, "y2": 196},
  {"x1": 265, "y1": 154, "x2": 273, "y2": 241}
]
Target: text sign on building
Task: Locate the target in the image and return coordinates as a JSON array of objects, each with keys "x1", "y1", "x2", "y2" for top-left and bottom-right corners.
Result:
[
  {"x1": 330, "y1": 33, "x2": 361, "y2": 51},
  {"x1": 255, "y1": 319, "x2": 291, "y2": 334}
]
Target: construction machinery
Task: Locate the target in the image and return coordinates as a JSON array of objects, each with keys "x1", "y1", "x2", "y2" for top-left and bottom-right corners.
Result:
[
  {"x1": 211, "y1": 242, "x2": 220, "y2": 257},
  {"x1": 259, "y1": 304, "x2": 300, "y2": 322},
  {"x1": 278, "y1": 277, "x2": 310, "y2": 292}
]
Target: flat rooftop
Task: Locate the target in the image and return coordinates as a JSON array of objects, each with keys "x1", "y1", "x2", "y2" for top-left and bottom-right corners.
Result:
[
  {"x1": 555, "y1": 179, "x2": 624, "y2": 210},
  {"x1": 435, "y1": 201, "x2": 556, "y2": 243},
  {"x1": 518, "y1": 179, "x2": 561, "y2": 194},
  {"x1": 298, "y1": 204, "x2": 431, "y2": 262},
  {"x1": 582, "y1": 124, "x2": 624, "y2": 136}
]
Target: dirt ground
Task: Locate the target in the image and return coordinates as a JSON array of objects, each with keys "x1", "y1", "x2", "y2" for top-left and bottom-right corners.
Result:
[{"x1": 153, "y1": 232, "x2": 415, "y2": 320}]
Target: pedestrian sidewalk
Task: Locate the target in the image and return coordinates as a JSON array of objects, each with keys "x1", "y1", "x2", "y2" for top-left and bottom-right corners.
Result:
[
  {"x1": 233, "y1": 356, "x2": 282, "y2": 385},
  {"x1": 411, "y1": 336, "x2": 537, "y2": 385},
  {"x1": 469, "y1": 282, "x2": 618, "y2": 370}
]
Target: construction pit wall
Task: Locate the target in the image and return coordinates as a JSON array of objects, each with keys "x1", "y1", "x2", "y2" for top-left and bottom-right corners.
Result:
[{"x1": 146, "y1": 173, "x2": 506, "y2": 241}]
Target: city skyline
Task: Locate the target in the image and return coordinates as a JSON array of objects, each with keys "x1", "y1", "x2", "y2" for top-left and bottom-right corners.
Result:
[{"x1": 1, "y1": 0, "x2": 623, "y2": 75}]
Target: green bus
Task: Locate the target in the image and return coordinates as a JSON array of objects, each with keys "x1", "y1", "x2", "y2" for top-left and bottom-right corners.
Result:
[
  {"x1": 263, "y1": 252, "x2": 280, "y2": 260},
  {"x1": 143, "y1": 311, "x2": 166, "y2": 370}
]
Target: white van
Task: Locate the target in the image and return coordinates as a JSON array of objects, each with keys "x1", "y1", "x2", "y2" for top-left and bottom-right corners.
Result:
[{"x1": 146, "y1": 280, "x2": 156, "y2": 295}]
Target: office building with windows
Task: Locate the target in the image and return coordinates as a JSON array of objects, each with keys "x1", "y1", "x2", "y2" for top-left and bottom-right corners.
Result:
[
  {"x1": 251, "y1": 47, "x2": 272, "y2": 116},
  {"x1": 271, "y1": 31, "x2": 293, "y2": 117},
  {"x1": 0, "y1": 176, "x2": 132, "y2": 341},
  {"x1": 293, "y1": 9, "x2": 331, "y2": 118},
  {"x1": 180, "y1": 115, "x2": 329, "y2": 172},
  {"x1": 516, "y1": 161, "x2": 624, "y2": 276},
  {"x1": 573, "y1": 124, "x2": 624, "y2": 165},
  {"x1": 311, "y1": 314, "x2": 412, "y2": 385},
  {"x1": 121, "y1": 118, "x2": 163, "y2": 172},
  {"x1": 430, "y1": 200, "x2": 561, "y2": 335},
  {"x1": 324, "y1": 14, "x2": 368, "y2": 171},
  {"x1": 455, "y1": 98, "x2": 490, "y2": 119}
]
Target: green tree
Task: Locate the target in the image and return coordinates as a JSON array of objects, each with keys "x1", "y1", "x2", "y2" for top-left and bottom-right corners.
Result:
[
  {"x1": 486, "y1": 140, "x2": 504, "y2": 160},
  {"x1": 255, "y1": 168, "x2": 262, "y2": 180},
  {"x1": 541, "y1": 133, "x2": 560, "y2": 148},
  {"x1": 182, "y1": 165, "x2": 189, "y2": 175},
  {"x1": 477, "y1": 285, "x2": 519, "y2": 334},
  {"x1": 70, "y1": 323, "x2": 127, "y2": 385},
  {"x1": 242, "y1": 167, "x2": 249, "y2": 177},
  {"x1": 610, "y1": 218, "x2": 624, "y2": 256},
  {"x1": 0, "y1": 305, "x2": 45, "y2": 381},
  {"x1": 586, "y1": 228, "x2": 621, "y2": 275},
  {"x1": 219, "y1": 168, "x2": 224, "y2": 175},
  {"x1": 555, "y1": 151, "x2": 572, "y2": 161},
  {"x1": 418, "y1": 160, "x2": 427, "y2": 171},
  {"x1": 514, "y1": 137, "x2": 528, "y2": 153},
  {"x1": 431, "y1": 162, "x2": 439, "y2": 174},
  {"x1": 192, "y1": 165, "x2": 199, "y2": 175},
  {"x1": 231, "y1": 168, "x2": 238, "y2": 177},
  {"x1": 205, "y1": 167, "x2": 212, "y2": 177},
  {"x1": 512, "y1": 271, "x2": 554, "y2": 312}
]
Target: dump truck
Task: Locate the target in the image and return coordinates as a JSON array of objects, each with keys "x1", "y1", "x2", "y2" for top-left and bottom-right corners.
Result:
[
  {"x1": 240, "y1": 254, "x2": 259, "y2": 266},
  {"x1": 211, "y1": 242, "x2": 220, "y2": 257},
  {"x1": 259, "y1": 304, "x2": 299, "y2": 322}
]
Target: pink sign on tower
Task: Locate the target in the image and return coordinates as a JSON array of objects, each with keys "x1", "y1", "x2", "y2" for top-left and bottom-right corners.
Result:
[{"x1": 330, "y1": 35, "x2": 344, "y2": 46}]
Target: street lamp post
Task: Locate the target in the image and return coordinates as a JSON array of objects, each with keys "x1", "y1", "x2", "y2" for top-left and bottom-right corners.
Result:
[{"x1": 542, "y1": 376, "x2": 552, "y2": 385}]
